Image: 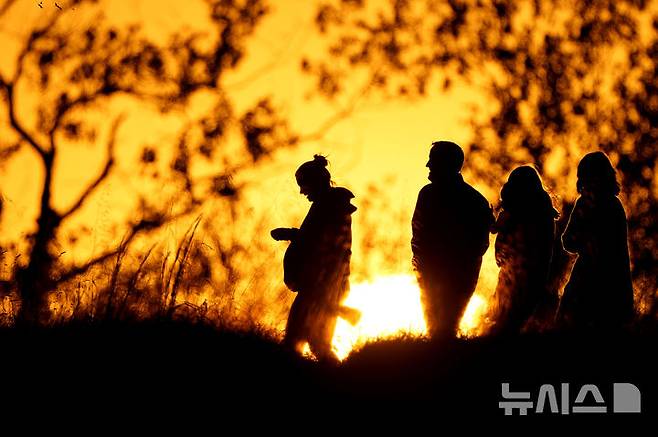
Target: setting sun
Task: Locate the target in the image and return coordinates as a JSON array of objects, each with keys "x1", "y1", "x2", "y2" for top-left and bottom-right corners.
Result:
[
  {"x1": 332, "y1": 274, "x2": 427, "y2": 360},
  {"x1": 330, "y1": 273, "x2": 493, "y2": 360}
]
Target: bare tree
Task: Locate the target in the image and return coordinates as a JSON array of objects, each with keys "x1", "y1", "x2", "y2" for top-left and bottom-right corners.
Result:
[{"x1": 0, "y1": 0, "x2": 297, "y2": 324}]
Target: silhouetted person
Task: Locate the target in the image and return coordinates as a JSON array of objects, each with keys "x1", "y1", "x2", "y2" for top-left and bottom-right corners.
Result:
[
  {"x1": 557, "y1": 152, "x2": 634, "y2": 329},
  {"x1": 490, "y1": 166, "x2": 559, "y2": 335},
  {"x1": 412, "y1": 141, "x2": 494, "y2": 338},
  {"x1": 272, "y1": 155, "x2": 357, "y2": 361}
]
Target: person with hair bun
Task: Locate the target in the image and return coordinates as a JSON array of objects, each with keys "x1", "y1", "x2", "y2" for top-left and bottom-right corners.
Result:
[
  {"x1": 271, "y1": 155, "x2": 357, "y2": 361},
  {"x1": 558, "y1": 151, "x2": 634, "y2": 329}
]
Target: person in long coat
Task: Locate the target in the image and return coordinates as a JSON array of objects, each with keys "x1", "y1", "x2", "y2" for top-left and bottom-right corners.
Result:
[
  {"x1": 272, "y1": 155, "x2": 357, "y2": 361},
  {"x1": 490, "y1": 166, "x2": 559, "y2": 335},
  {"x1": 558, "y1": 151, "x2": 634, "y2": 329}
]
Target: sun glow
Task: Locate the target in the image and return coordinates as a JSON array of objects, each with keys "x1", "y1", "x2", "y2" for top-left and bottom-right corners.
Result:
[
  {"x1": 331, "y1": 274, "x2": 427, "y2": 360},
  {"x1": 457, "y1": 293, "x2": 489, "y2": 338},
  {"x1": 331, "y1": 273, "x2": 492, "y2": 360}
]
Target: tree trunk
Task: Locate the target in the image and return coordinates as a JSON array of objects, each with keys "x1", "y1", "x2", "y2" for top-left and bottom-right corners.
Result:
[
  {"x1": 16, "y1": 223, "x2": 56, "y2": 325},
  {"x1": 16, "y1": 153, "x2": 59, "y2": 326}
]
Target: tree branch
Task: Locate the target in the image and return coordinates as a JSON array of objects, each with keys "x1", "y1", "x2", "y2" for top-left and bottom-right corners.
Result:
[
  {"x1": 56, "y1": 205, "x2": 198, "y2": 284},
  {"x1": 0, "y1": 0, "x2": 17, "y2": 20},
  {"x1": 0, "y1": 9, "x2": 61, "y2": 161},
  {"x1": 12, "y1": 10, "x2": 62, "y2": 84},
  {"x1": 55, "y1": 222, "x2": 145, "y2": 285},
  {"x1": 59, "y1": 114, "x2": 125, "y2": 220},
  {"x1": 3, "y1": 7, "x2": 66, "y2": 158},
  {"x1": 3, "y1": 82, "x2": 47, "y2": 159},
  {"x1": 50, "y1": 93, "x2": 96, "y2": 144},
  {"x1": 296, "y1": 75, "x2": 374, "y2": 144}
]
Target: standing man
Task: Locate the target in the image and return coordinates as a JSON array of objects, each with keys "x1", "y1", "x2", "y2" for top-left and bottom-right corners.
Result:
[{"x1": 412, "y1": 141, "x2": 494, "y2": 338}]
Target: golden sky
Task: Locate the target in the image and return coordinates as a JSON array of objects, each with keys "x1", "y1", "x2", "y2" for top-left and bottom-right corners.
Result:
[{"x1": 0, "y1": 0, "x2": 490, "y2": 274}]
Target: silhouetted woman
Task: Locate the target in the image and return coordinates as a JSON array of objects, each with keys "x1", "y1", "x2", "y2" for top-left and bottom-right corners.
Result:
[
  {"x1": 558, "y1": 152, "x2": 634, "y2": 329},
  {"x1": 490, "y1": 166, "x2": 559, "y2": 335},
  {"x1": 271, "y1": 155, "x2": 356, "y2": 361}
]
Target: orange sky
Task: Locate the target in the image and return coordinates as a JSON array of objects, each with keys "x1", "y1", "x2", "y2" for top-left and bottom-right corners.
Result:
[{"x1": 0, "y1": 0, "x2": 491, "y2": 276}]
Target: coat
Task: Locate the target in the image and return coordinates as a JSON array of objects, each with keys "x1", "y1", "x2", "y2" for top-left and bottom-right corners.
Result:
[
  {"x1": 492, "y1": 206, "x2": 556, "y2": 333},
  {"x1": 411, "y1": 174, "x2": 493, "y2": 290},
  {"x1": 282, "y1": 186, "x2": 356, "y2": 358},
  {"x1": 559, "y1": 195, "x2": 634, "y2": 326},
  {"x1": 283, "y1": 186, "x2": 356, "y2": 301}
]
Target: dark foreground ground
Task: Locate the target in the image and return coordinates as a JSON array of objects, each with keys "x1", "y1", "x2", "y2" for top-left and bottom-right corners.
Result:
[{"x1": 0, "y1": 321, "x2": 656, "y2": 424}]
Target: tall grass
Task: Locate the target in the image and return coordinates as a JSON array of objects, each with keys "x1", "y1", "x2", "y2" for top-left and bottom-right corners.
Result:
[{"x1": 0, "y1": 213, "x2": 292, "y2": 335}]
